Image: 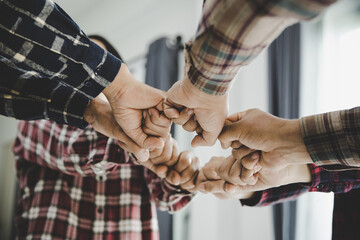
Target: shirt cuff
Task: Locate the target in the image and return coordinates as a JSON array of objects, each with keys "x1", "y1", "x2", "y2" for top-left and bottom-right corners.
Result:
[
  {"x1": 162, "y1": 180, "x2": 194, "y2": 196},
  {"x1": 48, "y1": 40, "x2": 121, "y2": 128},
  {"x1": 184, "y1": 41, "x2": 235, "y2": 96},
  {"x1": 240, "y1": 192, "x2": 264, "y2": 207}
]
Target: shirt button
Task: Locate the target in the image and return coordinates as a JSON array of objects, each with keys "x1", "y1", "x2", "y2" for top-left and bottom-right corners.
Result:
[
  {"x1": 97, "y1": 208, "x2": 103, "y2": 214},
  {"x1": 316, "y1": 184, "x2": 324, "y2": 189},
  {"x1": 84, "y1": 81, "x2": 92, "y2": 87}
]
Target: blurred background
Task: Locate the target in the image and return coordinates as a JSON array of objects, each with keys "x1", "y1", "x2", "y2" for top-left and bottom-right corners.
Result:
[{"x1": 1, "y1": 0, "x2": 360, "y2": 239}]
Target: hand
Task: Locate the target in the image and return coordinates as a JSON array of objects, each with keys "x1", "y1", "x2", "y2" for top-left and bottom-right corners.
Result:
[
  {"x1": 165, "y1": 76, "x2": 228, "y2": 147},
  {"x1": 166, "y1": 151, "x2": 201, "y2": 192},
  {"x1": 83, "y1": 93, "x2": 147, "y2": 161},
  {"x1": 218, "y1": 109, "x2": 312, "y2": 167},
  {"x1": 195, "y1": 156, "x2": 254, "y2": 200},
  {"x1": 142, "y1": 104, "x2": 171, "y2": 139},
  {"x1": 216, "y1": 147, "x2": 312, "y2": 192},
  {"x1": 148, "y1": 136, "x2": 200, "y2": 191},
  {"x1": 103, "y1": 64, "x2": 168, "y2": 161}
]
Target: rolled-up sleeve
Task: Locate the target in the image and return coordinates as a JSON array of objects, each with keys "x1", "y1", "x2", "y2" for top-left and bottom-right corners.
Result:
[
  {"x1": 301, "y1": 107, "x2": 360, "y2": 168},
  {"x1": 186, "y1": 0, "x2": 337, "y2": 95},
  {"x1": 0, "y1": 0, "x2": 121, "y2": 128}
]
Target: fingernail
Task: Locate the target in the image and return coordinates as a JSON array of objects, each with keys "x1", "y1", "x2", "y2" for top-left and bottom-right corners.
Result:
[
  {"x1": 137, "y1": 149, "x2": 149, "y2": 162},
  {"x1": 251, "y1": 152, "x2": 259, "y2": 160},
  {"x1": 187, "y1": 109, "x2": 194, "y2": 115}
]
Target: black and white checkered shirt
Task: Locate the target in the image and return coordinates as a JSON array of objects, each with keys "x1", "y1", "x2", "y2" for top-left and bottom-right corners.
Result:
[{"x1": 0, "y1": 0, "x2": 121, "y2": 128}]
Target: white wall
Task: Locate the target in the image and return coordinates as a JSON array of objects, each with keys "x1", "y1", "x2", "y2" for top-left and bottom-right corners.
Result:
[{"x1": 188, "y1": 51, "x2": 274, "y2": 240}]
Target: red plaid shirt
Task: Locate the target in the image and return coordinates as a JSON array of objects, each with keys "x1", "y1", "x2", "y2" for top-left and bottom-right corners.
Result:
[
  {"x1": 13, "y1": 120, "x2": 193, "y2": 240},
  {"x1": 241, "y1": 164, "x2": 360, "y2": 207}
]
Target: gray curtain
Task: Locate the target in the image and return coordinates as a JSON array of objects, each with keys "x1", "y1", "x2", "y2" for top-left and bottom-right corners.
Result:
[
  {"x1": 268, "y1": 23, "x2": 301, "y2": 240},
  {"x1": 145, "y1": 36, "x2": 182, "y2": 240}
]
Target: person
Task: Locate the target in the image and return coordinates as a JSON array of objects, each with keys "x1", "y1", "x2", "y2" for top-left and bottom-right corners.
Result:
[
  {"x1": 1, "y1": 0, "x2": 171, "y2": 162},
  {"x1": 196, "y1": 148, "x2": 360, "y2": 240},
  {"x1": 211, "y1": 108, "x2": 360, "y2": 189},
  {"x1": 164, "y1": 0, "x2": 339, "y2": 148},
  {"x1": 12, "y1": 36, "x2": 200, "y2": 240}
]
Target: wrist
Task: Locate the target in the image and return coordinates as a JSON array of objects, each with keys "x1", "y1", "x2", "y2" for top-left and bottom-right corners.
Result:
[
  {"x1": 102, "y1": 64, "x2": 131, "y2": 102},
  {"x1": 278, "y1": 119, "x2": 312, "y2": 165},
  {"x1": 83, "y1": 99, "x2": 97, "y2": 125},
  {"x1": 288, "y1": 164, "x2": 312, "y2": 184},
  {"x1": 181, "y1": 76, "x2": 228, "y2": 108}
]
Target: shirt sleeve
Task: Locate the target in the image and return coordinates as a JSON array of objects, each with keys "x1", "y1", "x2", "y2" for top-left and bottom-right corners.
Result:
[
  {"x1": 241, "y1": 164, "x2": 360, "y2": 207},
  {"x1": 301, "y1": 107, "x2": 360, "y2": 168},
  {"x1": 12, "y1": 120, "x2": 129, "y2": 176},
  {"x1": 0, "y1": 0, "x2": 121, "y2": 128},
  {"x1": 143, "y1": 168, "x2": 194, "y2": 213},
  {"x1": 186, "y1": 0, "x2": 337, "y2": 95}
]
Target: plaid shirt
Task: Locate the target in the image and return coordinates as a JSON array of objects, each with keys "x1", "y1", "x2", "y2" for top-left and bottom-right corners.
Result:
[
  {"x1": 240, "y1": 164, "x2": 360, "y2": 207},
  {"x1": 13, "y1": 120, "x2": 193, "y2": 240},
  {"x1": 0, "y1": 0, "x2": 121, "y2": 128},
  {"x1": 185, "y1": 0, "x2": 337, "y2": 95},
  {"x1": 301, "y1": 107, "x2": 360, "y2": 169}
]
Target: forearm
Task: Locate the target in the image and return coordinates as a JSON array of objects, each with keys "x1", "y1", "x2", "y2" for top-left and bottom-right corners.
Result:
[
  {"x1": 0, "y1": 0, "x2": 121, "y2": 127},
  {"x1": 186, "y1": 0, "x2": 336, "y2": 95}
]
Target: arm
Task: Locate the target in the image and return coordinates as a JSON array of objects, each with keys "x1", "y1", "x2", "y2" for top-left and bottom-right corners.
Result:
[
  {"x1": 165, "y1": 0, "x2": 337, "y2": 146},
  {"x1": 0, "y1": 0, "x2": 120, "y2": 127},
  {"x1": 13, "y1": 116, "x2": 130, "y2": 177},
  {"x1": 1, "y1": 0, "x2": 167, "y2": 160},
  {"x1": 198, "y1": 156, "x2": 360, "y2": 206}
]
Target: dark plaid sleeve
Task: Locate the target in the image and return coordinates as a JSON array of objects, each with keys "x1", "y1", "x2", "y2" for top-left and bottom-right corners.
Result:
[
  {"x1": 301, "y1": 107, "x2": 360, "y2": 168},
  {"x1": 0, "y1": 0, "x2": 121, "y2": 128},
  {"x1": 241, "y1": 164, "x2": 360, "y2": 207}
]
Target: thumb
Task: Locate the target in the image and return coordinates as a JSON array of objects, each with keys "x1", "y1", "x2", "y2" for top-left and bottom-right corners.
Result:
[{"x1": 218, "y1": 121, "x2": 243, "y2": 149}]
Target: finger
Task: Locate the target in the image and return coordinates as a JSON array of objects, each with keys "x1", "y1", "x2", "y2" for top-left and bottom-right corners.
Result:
[
  {"x1": 226, "y1": 112, "x2": 245, "y2": 123},
  {"x1": 191, "y1": 130, "x2": 218, "y2": 147},
  {"x1": 150, "y1": 136, "x2": 173, "y2": 165},
  {"x1": 231, "y1": 141, "x2": 242, "y2": 149},
  {"x1": 149, "y1": 146, "x2": 163, "y2": 159},
  {"x1": 216, "y1": 155, "x2": 246, "y2": 185},
  {"x1": 163, "y1": 98, "x2": 182, "y2": 119},
  {"x1": 163, "y1": 141, "x2": 180, "y2": 167},
  {"x1": 166, "y1": 170, "x2": 181, "y2": 186},
  {"x1": 143, "y1": 110, "x2": 170, "y2": 138},
  {"x1": 238, "y1": 152, "x2": 261, "y2": 185},
  {"x1": 231, "y1": 146, "x2": 255, "y2": 161},
  {"x1": 148, "y1": 108, "x2": 172, "y2": 128},
  {"x1": 179, "y1": 156, "x2": 200, "y2": 186},
  {"x1": 197, "y1": 180, "x2": 226, "y2": 194},
  {"x1": 241, "y1": 151, "x2": 261, "y2": 170},
  {"x1": 117, "y1": 140, "x2": 149, "y2": 163},
  {"x1": 172, "y1": 108, "x2": 194, "y2": 126},
  {"x1": 218, "y1": 122, "x2": 242, "y2": 149},
  {"x1": 202, "y1": 156, "x2": 224, "y2": 180},
  {"x1": 228, "y1": 158, "x2": 257, "y2": 185},
  {"x1": 140, "y1": 160, "x2": 168, "y2": 179},
  {"x1": 225, "y1": 174, "x2": 261, "y2": 193},
  {"x1": 182, "y1": 115, "x2": 199, "y2": 132},
  {"x1": 174, "y1": 151, "x2": 193, "y2": 173}
]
